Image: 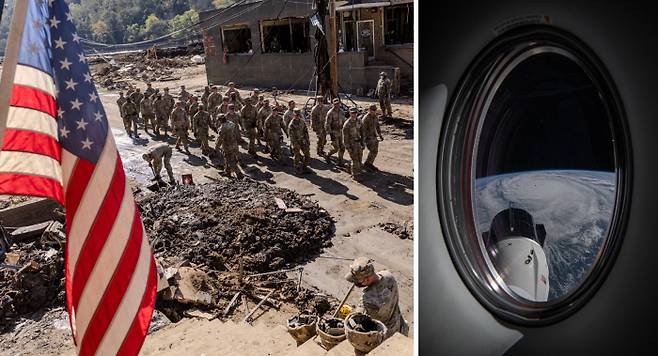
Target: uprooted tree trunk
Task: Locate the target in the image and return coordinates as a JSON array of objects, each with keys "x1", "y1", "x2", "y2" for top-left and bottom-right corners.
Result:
[{"x1": 314, "y1": 0, "x2": 335, "y2": 100}]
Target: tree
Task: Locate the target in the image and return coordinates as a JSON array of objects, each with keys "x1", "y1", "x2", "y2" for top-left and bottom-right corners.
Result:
[
  {"x1": 213, "y1": 0, "x2": 239, "y2": 9},
  {"x1": 144, "y1": 14, "x2": 168, "y2": 39},
  {"x1": 91, "y1": 20, "x2": 112, "y2": 43},
  {"x1": 168, "y1": 9, "x2": 199, "y2": 39}
]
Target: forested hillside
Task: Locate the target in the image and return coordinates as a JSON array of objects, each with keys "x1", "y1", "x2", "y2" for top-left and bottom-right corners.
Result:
[{"x1": 0, "y1": 0, "x2": 239, "y2": 53}]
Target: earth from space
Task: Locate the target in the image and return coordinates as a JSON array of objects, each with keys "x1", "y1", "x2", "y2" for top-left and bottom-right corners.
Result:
[{"x1": 474, "y1": 170, "x2": 616, "y2": 300}]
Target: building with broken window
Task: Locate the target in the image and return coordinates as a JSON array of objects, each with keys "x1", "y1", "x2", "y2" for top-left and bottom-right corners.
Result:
[{"x1": 199, "y1": 0, "x2": 414, "y2": 95}]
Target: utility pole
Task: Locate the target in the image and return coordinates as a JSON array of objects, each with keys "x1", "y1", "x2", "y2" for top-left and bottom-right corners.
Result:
[
  {"x1": 328, "y1": 0, "x2": 338, "y2": 96},
  {"x1": 313, "y1": 0, "x2": 336, "y2": 100}
]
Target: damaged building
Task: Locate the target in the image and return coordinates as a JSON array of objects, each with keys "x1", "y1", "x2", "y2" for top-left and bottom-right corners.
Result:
[{"x1": 199, "y1": 0, "x2": 414, "y2": 95}]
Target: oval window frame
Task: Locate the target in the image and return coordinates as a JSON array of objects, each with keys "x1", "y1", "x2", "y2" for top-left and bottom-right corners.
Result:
[{"x1": 437, "y1": 25, "x2": 632, "y2": 325}]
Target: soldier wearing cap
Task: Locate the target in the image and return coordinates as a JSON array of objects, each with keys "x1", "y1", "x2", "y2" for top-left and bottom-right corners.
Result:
[
  {"x1": 375, "y1": 72, "x2": 393, "y2": 117},
  {"x1": 122, "y1": 96, "x2": 140, "y2": 138},
  {"x1": 288, "y1": 108, "x2": 311, "y2": 174},
  {"x1": 207, "y1": 86, "x2": 223, "y2": 117},
  {"x1": 194, "y1": 104, "x2": 212, "y2": 155},
  {"x1": 117, "y1": 91, "x2": 127, "y2": 120},
  {"x1": 324, "y1": 98, "x2": 345, "y2": 166},
  {"x1": 342, "y1": 107, "x2": 363, "y2": 178},
  {"x1": 162, "y1": 87, "x2": 175, "y2": 117},
  {"x1": 241, "y1": 97, "x2": 259, "y2": 155},
  {"x1": 153, "y1": 93, "x2": 170, "y2": 137},
  {"x1": 144, "y1": 83, "x2": 156, "y2": 99},
  {"x1": 345, "y1": 257, "x2": 409, "y2": 340},
  {"x1": 179, "y1": 85, "x2": 191, "y2": 103},
  {"x1": 256, "y1": 98, "x2": 272, "y2": 148},
  {"x1": 142, "y1": 143, "x2": 176, "y2": 184},
  {"x1": 250, "y1": 88, "x2": 260, "y2": 105},
  {"x1": 361, "y1": 103, "x2": 384, "y2": 171},
  {"x1": 219, "y1": 96, "x2": 230, "y2": 115},
  {"x1": 226, "y1": 103, "x2": 241, "y2": 130},
  {"x1": 140, "y1": 93, "x2": 156, "y2": 135},
  {"x1": 215, "y1": 113, "x2": 244, "y2": 179},
  {"x1": 283, "y1": 100, "x2": 296, "y2": 134},
  {"x1": 264, "y1": 110, "x2": 287, "y2": 162},
  {"x1": 310, "y1": 95, "x2": 329, "y2": 156},
  {"x1": 225, "y1": 81, "x2": 242, "y2": 103},
  {"x1": 170, "y1": 101, "x2": 190, "y2": 152}
]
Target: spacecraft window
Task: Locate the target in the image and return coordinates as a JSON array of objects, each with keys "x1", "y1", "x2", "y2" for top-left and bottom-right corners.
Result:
[
  {"x1": 473, "y1": 51, "x2": 616, "y2": 303},
  {"x1": 438, "y1": 27, "x2": 630, "y2": 324}
]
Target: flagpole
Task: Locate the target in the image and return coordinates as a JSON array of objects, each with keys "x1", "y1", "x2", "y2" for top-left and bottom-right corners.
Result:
[{"x1": 0, "y1": 0, "x2": 29, "y2": 150}]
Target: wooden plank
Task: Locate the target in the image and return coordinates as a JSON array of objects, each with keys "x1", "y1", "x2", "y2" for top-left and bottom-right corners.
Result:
[
  {"x1": 10, "y1": 221, "x2": 52, "y2": 240},
  {"x1": 0, "y1": 198, "x2": 61, "y2": 227}
]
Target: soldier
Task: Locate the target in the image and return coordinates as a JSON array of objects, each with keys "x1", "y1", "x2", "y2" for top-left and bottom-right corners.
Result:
[
  {"x1": 170, "y1": 101, "x2": 190, "y2": 152},
  {"x1": 122, "y1": 97, "x2": 140, "y2": 138},
  {"x1": 240, "y1": 97, "x2": 258, "y2": 155},
  {"x1": 344, "y1": 257, "x2": 409, "y2": 340},
  {"x1": 229, "y1": 92, "x2": 242, "y2": 111},
  {"x1": 264, "y1": 110, "x2": 286, "y2": 162},
  {"x1": 207, "y1": 86, "x2": 223, "y2": 117},
  {"x1": 179, "y1": 85, "x2": 191, "y2": 103},
  {"x1": 225, "y1": 81, "x2": 242, "y2": 103},
  {"x1": 310, "y1": 95, "x2": 329, "y2": 156},
  {"x1": 142, "y1": 143, "x2": 176, "y2": 184},
  {"x1": 162, "y1": 87, "x2": 175, "y2": 116},
  {"x1": 256, "y1": 94, "x2": 265, "y2": 112},
  {"x1": 150, "y1": 88, "x2": 160, "y2": 102},
  {"x1": 194, "y1": 104, "x2": 212, "y2": 155},
  {"x1": 201, "y1": 86, "x2": 211, "y2": 107},
  {"x1": 343, "y1": 108, "x2": 363, "y2": 178},
  {"x1": 215, "y1": 114, "x2": 244, "y2": 179},
  {"x1": 188, "y1": 96, "x2": 200, "y2": 137},
  {"x1": 257, "y1": 98, "x2": 272, "y2": 148},
  {"x1": 226, "y1": 103, "x2": 241, "y2": 130},
  {"x1": 126, "y1": 85, "x2": 135, "y2": 100},
  {"x1": 324, "y1": 98, "x2": 345, "y2": 166},
  {"x1": 144, "y1": 83, "x2": 156, "y2": 99},
  {"x1": 129, "y1": 88, "x2": 143, "y2": 108},
  {"x1": 250, "y1": 88, "x2": 260, "y2": 104},
  {"x1": 288, "y1": 108, "x2": 311, "y2": 174},
  {"x1": 361, "y1": 104, "x2": 384, "y2": 171},
  {"x1": 283, "y1": 100, "x2": 296, "y2": 134},
  {"x1": 153, "y1": 94, "x2": 170, "y2": 137},
  {"x1": 375, "y1": 72, "x2": 393, "y2": 117},
  {"x1": 117, "y1": 91, "x2": 127, "y2": 120},
  {"x1": 140, "y1": 94, "x2": 156, "y2": 134}
]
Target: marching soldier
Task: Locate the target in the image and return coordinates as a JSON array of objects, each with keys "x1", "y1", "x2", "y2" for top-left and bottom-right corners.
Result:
[
  {"x1": 324, "y1": 98, "x2": 345, "y2": 166},
  {"x1": 240, "y1": 97, "x2": 259, "y2": 155},
  {"x1": 142, "y1": 143, "x2": 176, "y2": 184},
  {"x1": 264, "y1": 110, "x2": 286, "y2": 162},
  {"x1": 310, "y1": 95, "x2": 329, "y2": 156},
  {"x1": 257, "y1": 98, "x2": 272, "y2": 148},
  {"x1": 122, "y1": 97, "x2": 140, "y2": 138},
  {"x1": 343, "y1": 108, "x2": 363, "y2": 178},
  {"x1": 225, "y1": 81, "x2": 242, "y2": 103},
  {"x1": 344, "y1": 257, "x2": 409, "y2": 340},
  {"x1": 153, "y1": 94, "x2": 170, "y2": 137},
  {"x1": 283, "y1": 100, "x2": 296, "y2": 135},
  {"x1": 144, "y1": 83, "x2": 156, "y2": 99},
  {"x1": 288, "y1": 108, "x2": 311, "y2": 174},
  {"x1": 117, "y1": 91, "x2": 127, "y2": 120},
  {"x1": 179, "y1": 85, "x2": 191, "y2": 103},
  {"x1": 207, "y1": 86, "x2": 223, "y2": 117},
  {"x1": 201, "y1": 86, "x2": 211, "y2": 107},
  {"x1": 215, "y1": 114, "x2": 244, "y2": 179},
  {"x1": 170, "y1": 101, "x2": 190, "y2": 152},
  {"x1": 194, "y1": 104, "x2": 212, "y2": 155},
  {"x1": 140, "y1": 94, "x2": 156, "y2": 135},
  {"x1": 376, "y1": 72, "x2": 393, "y2": 117},
  {"x1": 361, "y1": 104, "x2": 384, "y2": 171}
]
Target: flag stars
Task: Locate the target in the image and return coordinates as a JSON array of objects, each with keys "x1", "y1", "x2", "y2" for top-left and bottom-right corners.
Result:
[
  {"x1": 81, "y1": 138, "x2": 94, "y2": 150},
  {"x1": 54, "y1": 37, "x2": 67, "y2": 49},
  {"x1": 65, "y1": 78, "x2": 78, "y2": 91},
  {"x1": 70, "y1": 98, "x2": 83, "y2": 110},
  {"x1": 66, "y1": 12, "x2": 74, "y2": 22},
  {"x1": 60, "y1": 126, "x2": 70, "y2": 138},
  {"x1": 89, "y1": 92, "x2": 98, "y2": 103},
  {"x1": 28, "y1": 42, "x2": 40, "y2": 54},
  {"x1": 77, "y1": 53, "x2": 87, "y2": 63},
  {"x1": 57, "y1": 108, "x2": 65, "y2": 119},
  {"x1": 72, "y1": 33, "x2": 81, "y2": 43},
  {"x1": 32, "y1": 19, "x2": 43, "y2": 30},
  {"x1": 76, "y1": 119, "x2": 89, "y2": 130},
  {"x1": 94, "y1": 111, "x2": 104, "y2": 122},
  {"x1": 60, "y1": 57, "x2": 72, "y2": 70},
  {"x1": 49, "y1": 16, "x2": 61, "y2": 29},
  {"x1": 83, "y1": 72, "x2": 92, "y2": 83}
]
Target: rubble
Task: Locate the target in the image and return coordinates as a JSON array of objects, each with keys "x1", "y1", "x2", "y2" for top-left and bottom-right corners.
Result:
[{"x1": 378, "y1": 222, "x2": 413, "y2": 240}]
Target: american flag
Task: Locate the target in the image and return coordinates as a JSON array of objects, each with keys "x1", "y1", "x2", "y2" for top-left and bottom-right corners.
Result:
[{"x1": 0, "y1": 1, "x2": 156, "y2": 355}]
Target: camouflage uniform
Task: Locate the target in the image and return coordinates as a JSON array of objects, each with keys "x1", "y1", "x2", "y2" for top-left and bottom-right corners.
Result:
[
  {"x1": 240, "y1": 101, "x2": 259, "y2": 155},
  {"x1": 229, "y1": 93, "x2": 243, "y2": 111},
  {"x1": 216, "y1": 118, "x2": 244, "y2": 179},
  {"x1": 324, "y1": 104, "x2": 345, "y2": 165},
  {"x1": 144, "y1": 85, "x2": 156, "y2": 100},
  {"x1": 225, "y1": 110, "x2": 241, "y2": 130},
  {"x1": 360, "y1": 109, "x2": 383, "y2": 168},
  {"x1": 153, "y1": 96, "x2": 170, "y2": 136},
  {"x1": 342, "y1": 114, "x2": 363, "y2": 177},
  {"x1": 163, "y1": 90, "x2": 175, "y2": 115},
  {"x1": 207, "y1": 91, "x2": 223, "y2": 116},
  {"x1": 143, "y1": 143, "x2": 175, "y2": 183},
  {"x1": 310, "y1": 97, "x2": 329, "y2": 156},
  {"x1": 256, "y1": 102, "x2": 271, "y2": 144},
  {"x1": 193, "y1": 108, "x2": 212, "y2": 154},
  {"x1": 179, "y1": 87, "x2": 191, "y2": 103},
  {"x1": 188, "y1": 99, "x2": 200, "y2": 136},
  {"x1": 288, "y1": 112, "x2": 311, "y2": 173},
  {"x1": 201, "y1": 87, "x2": 211, "y2": 107},
  {"x1": 121, "y1": 100, "x2": 139, "y2": 137},
  {"x1": 283, "y1": 107, "x2": 295, "y2": 135},
  {"x1": 129, "y1": 90, "x2": 144, "y2": 109},
  {"x1": 170, "y1": 106, "x2": 190, "y2": 150},
  {"x1": 140, "y1": 96, "x2": 156, "y2": 133},
  {"x1": 117, "y1": 94, "x2": 127, "y2": 119},
  {"x1": 345, "y1": 257, "x2": 409, "y2": 340},
  {"x1": 225, "y1": 85, "x2": 242, "y2": 103},
  {"x1": 376, "y1": 74, "x2": 393, "y2": 117},
  {"x1": 264, "y1": 112, "x2": 286, "y2": 162}
]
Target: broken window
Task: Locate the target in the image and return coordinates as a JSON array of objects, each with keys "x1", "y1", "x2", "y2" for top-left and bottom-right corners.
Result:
[
  {"x1": 261, "y1": 17, "x2": 311, "y2": 53},
  {"x1": 222, "y1": 24, "x2": 252, "y2": 54},
  {"x1": 384, "y1": 4, "x2": 413, "y2": 45}
]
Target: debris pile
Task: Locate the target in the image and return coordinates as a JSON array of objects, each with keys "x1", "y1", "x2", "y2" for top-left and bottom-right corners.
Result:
[
  {"x1": 135, "y1": 180, "x2": 335, "y2": 321},
  {"x1": 0, "y1": 210, "x2": 66, "y2": 331},
  {"x1": 379, "y1": 222, "x2": 413, "y2": 240},
  {"x1": 90, "y1": 52, "x2": 200, "y2": 90}
]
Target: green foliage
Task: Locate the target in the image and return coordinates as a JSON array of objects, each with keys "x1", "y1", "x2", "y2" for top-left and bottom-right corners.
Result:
[{"x1": 168, "y1": 9, "x2": 199, "y2": 39}]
